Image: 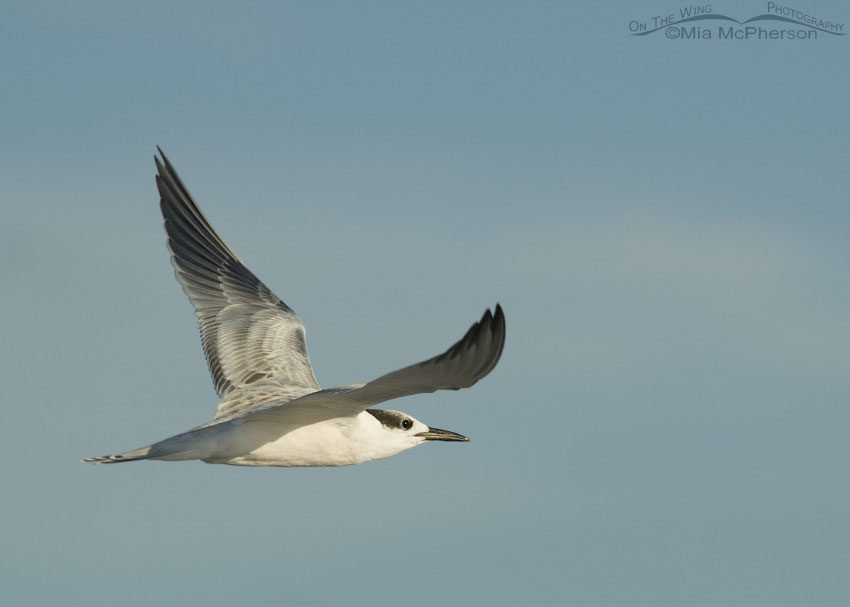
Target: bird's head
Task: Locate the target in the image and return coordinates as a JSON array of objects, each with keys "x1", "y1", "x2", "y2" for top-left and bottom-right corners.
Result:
[{"x1": 364, "y1": 409, "x2": 468, "y2": 457}]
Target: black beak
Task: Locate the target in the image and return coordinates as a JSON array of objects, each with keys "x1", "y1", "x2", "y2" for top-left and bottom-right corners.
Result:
[{"x1": 415, "y1": 427, "x2": 469, "y2": 442}]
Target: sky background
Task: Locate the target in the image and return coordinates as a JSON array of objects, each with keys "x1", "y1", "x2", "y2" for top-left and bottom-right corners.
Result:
[{"x1": 2, "y1": 1, "x2": 849, "y2": 605}]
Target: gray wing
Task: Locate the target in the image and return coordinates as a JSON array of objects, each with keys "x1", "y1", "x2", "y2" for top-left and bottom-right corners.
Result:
[
  {"x1": 155, "y1": 149, "x2": 320, "y2": 406},
  {"x1": 241, "y1": 305, "x2": 505, "y2": 425}
]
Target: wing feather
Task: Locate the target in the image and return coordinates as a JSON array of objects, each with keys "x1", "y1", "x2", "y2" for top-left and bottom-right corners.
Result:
[
  {"x1": 242, "y1": 305, "x2": 506, "y2": 424},
  {"x1": 155, "y1": 149, "x2": 320, "y2": 408}
]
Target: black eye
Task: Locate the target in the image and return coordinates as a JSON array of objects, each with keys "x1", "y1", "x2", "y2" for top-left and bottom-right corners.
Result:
[{"x1": 401, "y1": 419, "x2": 412, "y2": 430}]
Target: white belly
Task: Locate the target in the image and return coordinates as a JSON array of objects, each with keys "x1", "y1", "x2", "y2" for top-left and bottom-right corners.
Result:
[{"x1": 207, "y1": 417, "x2": 372, "y2": 467}]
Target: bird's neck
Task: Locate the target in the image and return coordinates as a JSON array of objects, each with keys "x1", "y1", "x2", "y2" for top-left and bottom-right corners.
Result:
[{"x1": 345, "y1": 411, "x2": 413, "y2": 464}]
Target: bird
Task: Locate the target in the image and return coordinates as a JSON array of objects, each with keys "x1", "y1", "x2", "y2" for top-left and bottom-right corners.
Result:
[{"x1": 83, "y1": 149, "x2": 506, "y2": 467}]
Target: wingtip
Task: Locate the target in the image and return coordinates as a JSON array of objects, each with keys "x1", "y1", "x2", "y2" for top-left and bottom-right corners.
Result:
[
  {"x1": 155, "y1": 146, "x2": 176, "y2": 178},
  {"x1": 487, "y1": 302, "x2": 506, "y2": 368},
  {"x1": 483, "y1": 303, "x2": 505, "y2": 334},
  {"x1": 493, "y1": 303, "x2": 505, "y2": 329}
]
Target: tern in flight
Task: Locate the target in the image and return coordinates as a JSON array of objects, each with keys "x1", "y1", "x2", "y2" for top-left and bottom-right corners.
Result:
[{"x1": 84, "y1": 150, "x2": 505, "y2": 467}]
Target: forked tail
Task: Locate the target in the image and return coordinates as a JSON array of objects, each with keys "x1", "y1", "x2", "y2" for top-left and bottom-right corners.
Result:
[
  {"x1": 82, "y1": 422, "x2": 230, "y2": 464},
  {"x1": 82, "y1": 446, "x2": 155, "y2": 464}
]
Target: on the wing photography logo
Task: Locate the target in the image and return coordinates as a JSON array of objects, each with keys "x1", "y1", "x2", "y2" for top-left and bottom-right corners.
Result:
[{"x1": 629, "y1": 2, "x2": 845, "y2": 40}]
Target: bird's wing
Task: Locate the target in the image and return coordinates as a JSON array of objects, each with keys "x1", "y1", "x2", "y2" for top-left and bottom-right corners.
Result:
[
  {"x1": 155, "y1": 149, "x2": 320, "y2": 405},
  {"x1": 239, "y1": 305, "x2": 505, "y2": 425}
]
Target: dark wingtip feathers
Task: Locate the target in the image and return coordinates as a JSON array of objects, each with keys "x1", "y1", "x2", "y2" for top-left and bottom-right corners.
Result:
[{"x1": 435, "y1": 303, "x2": 506, "y2": 385}]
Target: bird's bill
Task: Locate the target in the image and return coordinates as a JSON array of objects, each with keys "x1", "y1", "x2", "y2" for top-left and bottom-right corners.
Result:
[{"x1": 416, "y1": 427, "x2": 469, "y2": 442}]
